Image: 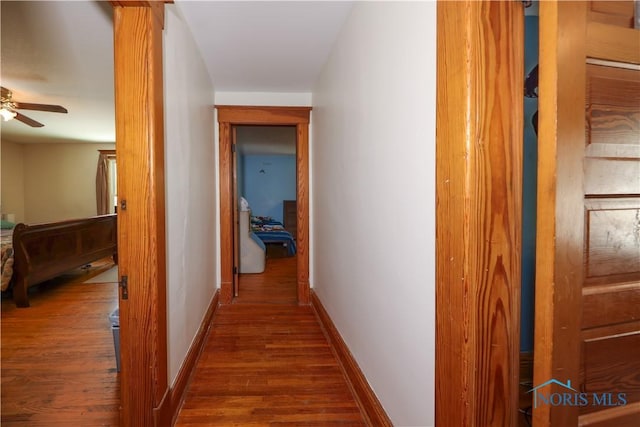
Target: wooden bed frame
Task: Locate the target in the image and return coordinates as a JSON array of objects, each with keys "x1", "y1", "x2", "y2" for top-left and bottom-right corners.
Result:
[{"x1": 11, "y1": 214, "x2": 118, "y2": 307}]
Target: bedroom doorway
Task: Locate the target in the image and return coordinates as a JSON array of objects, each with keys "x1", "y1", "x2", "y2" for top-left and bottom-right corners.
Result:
[
  {"x1": 234, "y1": 125, "x2": 298, "y2": 303},
  {"x1": 216, "y1": 106, "x2": 311, "y2": 305}
]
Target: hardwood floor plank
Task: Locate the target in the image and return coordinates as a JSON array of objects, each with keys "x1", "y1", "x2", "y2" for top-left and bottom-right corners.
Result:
[
  {"x1": 1, "y1": 259, "x2": 120, "y2": 426},
  {"x1": 176, "y1": 256, "x2": 367, "y2": 426}
]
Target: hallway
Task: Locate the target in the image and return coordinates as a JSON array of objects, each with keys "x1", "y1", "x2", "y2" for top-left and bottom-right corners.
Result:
[{"x1": 175, "y1": 256, "x2": 367, "y2": 425}]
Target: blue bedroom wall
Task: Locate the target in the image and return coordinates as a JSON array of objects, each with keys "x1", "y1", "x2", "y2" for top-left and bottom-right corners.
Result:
[
  {"x1": 521, "y1": 15, "x2": 539, "y2": 353},
  {"x1": 241, "y1": 155, "x2": 296, "y2": 223}
]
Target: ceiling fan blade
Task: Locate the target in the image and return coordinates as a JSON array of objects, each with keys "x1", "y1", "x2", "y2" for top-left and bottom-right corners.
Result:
[
  {"x1": 14, "y1": 102, "x2": 68, "y2": 113},
  {"x1": 0, "y1": 86, "x2": 10, "y2": 99},
  {"x1": 14, "y1": 112, "x2": 44, "y2": 128}
]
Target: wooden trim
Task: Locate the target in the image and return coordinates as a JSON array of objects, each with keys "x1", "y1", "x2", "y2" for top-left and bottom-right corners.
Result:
[
  {"x1": 216, "y1": 105, "x2": 311, "y2": 124},
  {"x1": 218, "y1": 122, "x2": 234, "y2": 304},
  {"x1": 170, "y1": 290, "x2": 220, "y2": 424},
  {"x1": 112, "y1": 3, "x2": 169, "y2": 426},
  {"x1": 435, "y1": 1, "x2": 523, "y2": 425},
  {"x1": 533, "y1": 2, "x2": 587, "y2": 426},
  {"x1": 587, "y1": 22, "x2": 640, "y2": 64},
  {"x1": 153, "y1": 390, "x2": 170, "y2": 426},
  {"x1": 579, "y1": 401, "x2": 640, "y2": 427},
  {"x1": 110, "y1": 0, "x2": 170, "y2": 28},
  {"x1": 310, "y1": 291, "x2": 392, "y2": 426},
  {"x1": 216, "y1": 106, "x2": 311, "y2": 305},
  {"x1": 98, "y1": 149, "x2": 116, "y2": 155},
  {"x1": 296, "y1": 123, "x2": 310, "y2": 305}
]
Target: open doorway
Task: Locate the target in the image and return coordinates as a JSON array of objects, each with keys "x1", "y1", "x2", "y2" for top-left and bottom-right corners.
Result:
[
  {"x1": 216, "y1": 105, "x2": 311, "y2": 305},
  {"x1": 234, "y1": 125, "x2": 298, "y2": 304}
]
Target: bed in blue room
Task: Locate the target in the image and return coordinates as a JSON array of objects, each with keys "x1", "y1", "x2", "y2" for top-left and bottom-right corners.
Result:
[{"x1": 250, "y1": 215, "x2": 296, "y2": 257}]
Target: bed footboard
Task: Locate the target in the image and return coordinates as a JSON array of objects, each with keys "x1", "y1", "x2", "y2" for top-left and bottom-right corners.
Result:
[{"x1": 12, "y1": 214, "x2": 117, "y2": 307}]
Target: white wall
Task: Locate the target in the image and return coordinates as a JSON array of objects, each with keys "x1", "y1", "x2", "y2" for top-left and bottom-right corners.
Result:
[
  {"x1": 21, "y1": 142, "x2": 115, "y2": 224},
  {"x1": 311, "y1": 3, "x2": 436, "y2": 426},
  {"x1": 1, "y1": 140, "x2": 25, "y2": 223},
  {"x1": 164, "y1": 3, "x2": 217, "y2": 386},
  {"x1": 215, "y1": 91, "x2": 311, "y2": 106}
]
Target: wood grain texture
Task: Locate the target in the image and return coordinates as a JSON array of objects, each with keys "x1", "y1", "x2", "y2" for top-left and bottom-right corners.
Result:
[
  {"x1": 1, "y1": 259, "x2": 120, "y2": 426},
  {"x1": 534, "y1": 2, "x2": 587, "y2": 426},
  {"x1": 296, "y1": 123, "x2": 310, "y2": 305},
  {"x1": 311, "y1": 291, "x2": 392, "y2": 426},
  {"x1": 235, "y1": 255, "x2": 297, "y2": 305},
  {"x1": 589, "y1": 0, "x2": 635, "y2": 28},
  {"x1": 587, "y1": 22, "x2": 640, "y2": 64},
  {"x1": 216, "y1": 106, "x2": 311, "y2": 306},
  {"x1": 218, "y1": 122, "x2": 233, "y2": 305},
  {"x1": 435, "y1": 1, "x2": 523, "y2": 426},
  {"x1": 216, "y1": 105, "x2": 311, "y2": 124},
  {"x1": 579, "y1": 401, "x2": 640, "y2": 426},
  {"x1": 175, "y1": 292, "x2": 365, "y2": 425},
  {"x1": 113, "y1": 3, "x2": 169, "y2": 426},
  {"x1": 169, "y1": 290, "x2": 220, "y2": 425}
]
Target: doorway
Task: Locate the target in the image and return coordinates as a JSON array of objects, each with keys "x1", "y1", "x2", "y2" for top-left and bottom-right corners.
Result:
[
  {"x1": 216, "y1": 105, "x2": 311, "y2": 305},
  {"x1": 234, "y1": 125, "x2": 298, "y2": 303}
]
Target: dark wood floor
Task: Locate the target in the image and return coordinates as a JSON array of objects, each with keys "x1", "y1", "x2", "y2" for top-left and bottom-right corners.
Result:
[
  {"x1": 1, "y1": 258, "x2": 120, "y2": 426},
  {"x1": 2, "y1": 254, "x2": 365, "y2": 426},
  {"x1": 175, "y1": 255, "x2": 367, "y2": 426}
]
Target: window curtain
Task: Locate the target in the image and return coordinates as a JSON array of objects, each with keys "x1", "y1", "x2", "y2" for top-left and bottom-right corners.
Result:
[{"x1": 96, "y1": 152, "x2": 109, "y2": 215}]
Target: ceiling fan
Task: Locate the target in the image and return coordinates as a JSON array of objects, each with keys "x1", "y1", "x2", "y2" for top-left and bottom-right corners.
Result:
[{"x1": 0, "y1": 86, "x2": 68, "y2": 128}]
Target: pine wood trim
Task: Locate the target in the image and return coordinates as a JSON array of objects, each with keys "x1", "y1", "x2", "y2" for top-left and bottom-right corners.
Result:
[
  {"x1": 112, "y1": 3, "x2": 169, "y2": 426},
  {"x1": 216, "y1": 105, "x2": 311, "y2": 124},
  {"x1": 310, "y1": 291, "x2": 392, "y2": 426},
  {"x1": 296, "y1": 123, "x2": 310, "y2": 305},
  {"x1": 533, "y1": 2, "x2": 587, "y2": 426},
  {"x1": 216, "y1": 105, "x2": 311, "y2": 305},
  {"x1": 170, "y1": 290, "x2": 220, "y2": 424},
  {"x1": 218, "y1": 121, "x2": 234, "y2": 304},
  {"x1": 586, "y1": 22, "x2": 640, "y2": 64},
  {"x1": 579, "y1": 401, "x2": 640, "y2": 427},
  {"x1": 435, "y1": 1, "x2": 523, "y2": 425}
]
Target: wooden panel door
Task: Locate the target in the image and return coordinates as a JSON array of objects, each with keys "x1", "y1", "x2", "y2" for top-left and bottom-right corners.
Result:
[{"x1": 534, "y1": 1, "x2": 640, "y2": 426}]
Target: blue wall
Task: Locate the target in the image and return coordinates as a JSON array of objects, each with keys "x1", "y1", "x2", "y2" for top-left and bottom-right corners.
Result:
[
  {"x1": 521, "y1": 15, "x2": 539, "y2": 352},
  {"x1": 240, "y1": 155, "x2": 296, "y2": 223}
]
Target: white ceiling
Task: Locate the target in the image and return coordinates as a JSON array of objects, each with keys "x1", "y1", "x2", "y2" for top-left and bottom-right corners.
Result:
[{"x1": 0, "y1": 1, "x2": 352, "y2": 145}]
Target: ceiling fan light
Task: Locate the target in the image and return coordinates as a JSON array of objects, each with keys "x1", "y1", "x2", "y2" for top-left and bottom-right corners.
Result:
[{"x1": 0, "y1": 107, "x2": 17, "y2": 121}]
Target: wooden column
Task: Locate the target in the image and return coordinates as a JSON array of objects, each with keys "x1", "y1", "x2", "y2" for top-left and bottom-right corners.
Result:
[
  {"x1": 218, "y1": 121, "x2": 234, "y2": 304},
  {"x1": 111, "y1": 2, "x2": 169, "y2": 425},
  {"x1": 296, "y1": 122, "x2": 310, "y2": 305},
  {"x1": 435, "y1": 1, "x2": 523, "y2": 425}
]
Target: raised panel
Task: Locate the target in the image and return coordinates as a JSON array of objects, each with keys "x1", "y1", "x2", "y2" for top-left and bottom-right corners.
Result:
[
  {"x1": 586, "y1": 23, "x2": 640, "y2": 65},
  {"x1": 589, "y1": 1, "x2": 635, "y2": 28},
  {"x1": 584, "y1": 159, "x2": 640, "y2": 195},
  {"x1": 582, "y1": 332, "x2": 640, "y2": 406},
  {"x1": 585, "y1": 199, "x2": 640, "y2": 278},
  {"x1": 583, "y1": 283, "x2": 640, "y2": 329},
  {"x1": 586, "y1": 65, "x2": 640, "y2": 149}
]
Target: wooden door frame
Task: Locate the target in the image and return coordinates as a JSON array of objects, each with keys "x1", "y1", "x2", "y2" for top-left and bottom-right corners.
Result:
[
  {"x1": 532, "y1": 2, "x2": 586, "y2": 425},
  {"x1": 216, "y1": 106, "x2": 311, "y2": 305},
  {"x1": 435, "y1": 1, "x2": 523, "y2": 425},
  {"x1": 111, "y1": 1, "x2": 170, "y2": 425}
]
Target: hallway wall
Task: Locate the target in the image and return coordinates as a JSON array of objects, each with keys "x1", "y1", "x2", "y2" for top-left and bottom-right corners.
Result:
[
  {"x1": 311, "y1": 2, "x2": 436, "y2": 426},
  {"x1": 164, "y1": 3, "x2": 217, "y2": 385}
]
